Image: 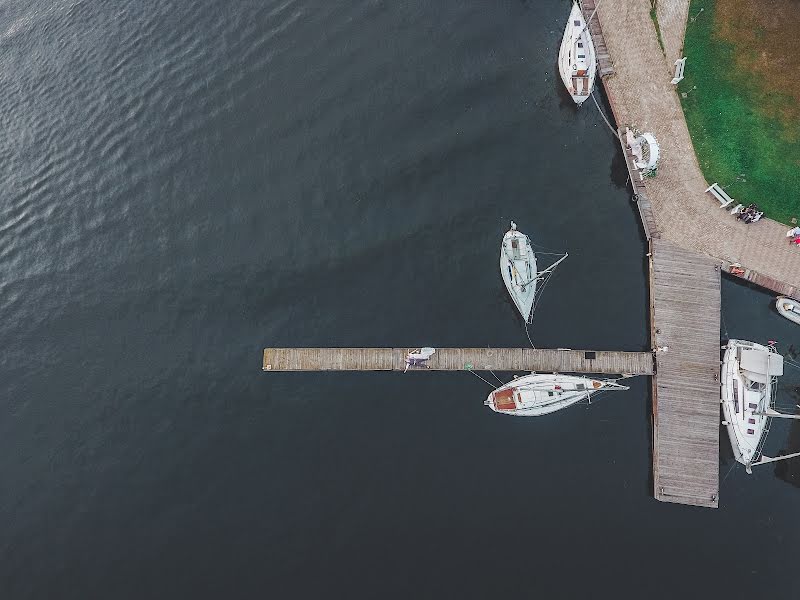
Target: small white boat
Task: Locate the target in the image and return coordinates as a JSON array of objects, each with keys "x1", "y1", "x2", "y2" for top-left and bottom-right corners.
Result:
[
  {"x1": 558, "y1": 2, "x2": 596, "y2": 106},
  {"x1": 403, "y1": 347, "x2": 436, "y2": 372},
  {"x1": 485, "y1": 373, "x2": 628, "y2": 417},
  {"x1": 500, "y1": 221, "x2": 567, "y2": 323},
  {"x1": 721, "y1": 340, "x2": 800, "y2": 473},
  {"x1": 776, "y1": 297, "x2": 800, "y2": 325}
]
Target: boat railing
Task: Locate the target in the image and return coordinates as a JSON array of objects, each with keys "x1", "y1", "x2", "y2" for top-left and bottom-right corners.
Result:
[
  {"x1": 754, "y1": 414, "x2": 773, "y2": 464},
  {"x1": 754, "y1": 374, "x2": 780, "y2": 462}
]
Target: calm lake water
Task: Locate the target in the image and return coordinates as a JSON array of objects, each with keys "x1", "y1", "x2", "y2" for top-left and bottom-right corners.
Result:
[{"x1": 1, "y1": 1, "x2": 798, "y2": 598}]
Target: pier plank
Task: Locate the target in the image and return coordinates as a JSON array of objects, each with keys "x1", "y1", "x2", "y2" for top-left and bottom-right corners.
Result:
[
  {"x1": 263, "y1": 347, "x2": 653, "y2": 375},
  {"x1": 650, "y1": 239, "x2": 721, "y2": 508},
  {"x1": 581, "y1": 0, "x2": 615, "y2": 76}
]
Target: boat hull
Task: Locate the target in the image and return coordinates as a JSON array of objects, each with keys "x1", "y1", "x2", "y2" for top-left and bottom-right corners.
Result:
[
  {"x1": 558, "y1": 2, "x2": 596, "y2": 106},
  {"x1": 485, "y1": 373, "x2": 626, "y2": 417},
  {"x1": 500, "y1": 228, "x2": 537, "y2": 323},
  {"x1": 720, "y1": 340, "x2": 775, "y2": 468},
  {"x1": 776, "y1": 297, "x2": 800, "y2": 325}
]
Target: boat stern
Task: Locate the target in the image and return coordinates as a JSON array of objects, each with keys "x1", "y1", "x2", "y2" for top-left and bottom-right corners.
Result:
[{"x1": 486, "y1": 388, "x2": 517, "y2": 414}]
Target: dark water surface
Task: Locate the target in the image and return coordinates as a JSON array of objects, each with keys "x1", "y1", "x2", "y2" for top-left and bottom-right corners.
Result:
[{"x1": 1, "y1": 1, "x2": 798, "y2": 598}]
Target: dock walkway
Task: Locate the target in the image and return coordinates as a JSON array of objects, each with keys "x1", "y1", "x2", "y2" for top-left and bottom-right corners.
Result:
[
  {"x1": 596, "y1": 0, "x2": 800, "y2": 299},
  {"x1": 594, "y1": 0, "x2": 761, "y2": 508},
  {"x1": 650, "y1": 240, "x2": 721, "y2": 508},
  {"x1": 263, "y1": 347, "x2": 654, "y2": 375}
]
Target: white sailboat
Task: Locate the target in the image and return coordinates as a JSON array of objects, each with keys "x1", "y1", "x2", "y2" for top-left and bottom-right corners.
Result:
[
  {"x1": 721, "y1": 340, "x2": 800, "y2": 473},
  {"x1": 484, "y1": 373, "x2": 628, "y2": 417},
  {"x1": 776, "y1": 297, "x2": 800, "y2": 326},
  {"x1": 500, "y1": 221, "x2": 567, "y2": 324},
  {"x1": 558, "y1": 1, "x2": 596, "y2": 106}
]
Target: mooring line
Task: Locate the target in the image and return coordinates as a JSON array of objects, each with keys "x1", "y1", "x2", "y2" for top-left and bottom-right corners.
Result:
[{"x1": 590, "y1": 90, "x2": 620, "y2": 140}]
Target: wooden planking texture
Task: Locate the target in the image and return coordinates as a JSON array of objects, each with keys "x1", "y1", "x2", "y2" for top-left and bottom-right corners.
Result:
[
  {"x1": 719, "y1": 261, "x2": 800, "y2": 302},
  {"x1": 616, "y1": 128, "x2": 658, "y2": 241},
  {"x1": 263, "y1": 348, "x2": 653, "y2": 375},
  {"x1": 581, "y1": 0, "x2": 615, "y2": 76},
  {"x1": 651, "y1": 239, "x2": 721, "y2": 508}
]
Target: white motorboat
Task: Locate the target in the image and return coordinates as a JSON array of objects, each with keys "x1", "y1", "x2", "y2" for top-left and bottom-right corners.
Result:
[
  {"x1": 500, "y1": 221, "x2": 567, "y2": 324},
  {"x1": 558, "y1": 2, "x2": 596, "y2": 106},
  {"x1": 776, "y1": 297, "x2": 800, "y2": 326},
  {"x1": 721, "y1": 340, "x2": 800, "y2": 473},
  {"x1": 485, "y1": 373, "x2": 628, "y2": 416}
]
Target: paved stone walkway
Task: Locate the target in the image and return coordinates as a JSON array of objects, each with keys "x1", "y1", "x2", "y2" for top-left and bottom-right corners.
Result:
[
  {"x1": 656, "y1": 0, "x2": 689, "y2": 66},
  {"x1": 596, "y1": 0, "x2": 800, "y2": 297}
]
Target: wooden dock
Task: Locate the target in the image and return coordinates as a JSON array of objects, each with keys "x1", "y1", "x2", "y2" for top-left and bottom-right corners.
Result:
[
  {"x1": 263, "y1": 347, "x2": 654, "y2": 375},
  {"x1": 615, "y1": 116, "x2": 722, "y2": 507},
  {"x1": 581, "y1": 0, "x2": 614, "y2": 77},
  {"x1": 650, "y1": 240, "x2": 721, "y2": 508},
  {"x1": 719, "y1": 260, "x2": 800, "y2": 301},
  {"x1": 613, "y1": 116, "x2": 722, "y2": 508},
  {"x1": 617, "y1": 127, "x2": 659, "y2": 240},
  {"x1": 594, "y1": 6, "x2": 726, "y2": 508}
]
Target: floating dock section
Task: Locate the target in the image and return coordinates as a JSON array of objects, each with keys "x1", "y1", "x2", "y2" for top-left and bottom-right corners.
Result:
[
  {"x1": 263, "y1": 347, "x2": 654, "y2": 375},
  {"x1": 650, "y1": 240, "x2": 721, "y2": 508}
]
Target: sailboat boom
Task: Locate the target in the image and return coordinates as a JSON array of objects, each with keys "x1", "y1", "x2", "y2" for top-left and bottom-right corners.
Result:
[
  {"x1": 535, "y1": 252, "x2": 568, "y2": 279},
  {"x1": 750, "y1": 450, "x2": 800, "y2": 468},
  {"x1": 755, "y1": 408, "x2": 800, "y2": 420}
]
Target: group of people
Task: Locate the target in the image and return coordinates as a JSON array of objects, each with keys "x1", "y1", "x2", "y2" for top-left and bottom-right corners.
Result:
[
  {"x1": 731, "y1": 203, "x2": 764, "y2": 224},
  {"x1": 729, "y1": 202, "x2": 800, "y2": 247},
  {"x1": 788, "y1": 226, "x2": 800, "y2": 247}
]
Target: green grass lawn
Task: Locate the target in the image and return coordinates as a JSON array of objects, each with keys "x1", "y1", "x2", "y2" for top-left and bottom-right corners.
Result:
[{"x1": 679, "y1": 0, "x2": 800, "y2": 225}]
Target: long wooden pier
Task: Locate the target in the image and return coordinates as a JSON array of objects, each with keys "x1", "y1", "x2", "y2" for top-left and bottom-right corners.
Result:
[
  {"x1": 612, "y1": 108, "x2": 722, "y2": 508},
  {"x1": 650, "y1": 240, "x2": 721, "y2": 508},
  {"x1": 616, "y1": 121, "x2": 721, "y2": 507},
  {"x1": 263, "y1": 347, "x2": 654, "y2": 375}
]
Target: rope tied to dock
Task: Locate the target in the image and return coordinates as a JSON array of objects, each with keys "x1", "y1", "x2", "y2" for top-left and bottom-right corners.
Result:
[
  {"x1": 590, "y1": 90, "x2": 620, "y2": 140},
  {"x1": 467, "y1": 368, "x2": 498, "y2": 389}
]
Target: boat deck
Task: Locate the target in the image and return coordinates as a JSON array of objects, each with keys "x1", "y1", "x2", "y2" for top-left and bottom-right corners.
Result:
[{"x1": 263, "y1": 347, "x2": 654, "y2": 375}]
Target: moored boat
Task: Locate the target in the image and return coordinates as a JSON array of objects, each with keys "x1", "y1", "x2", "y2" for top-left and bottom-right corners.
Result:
[
  {"x1": 558, "y1": 2, "x2": 596, "y2": 106},
  {"x1": 776, "y1": 297, "x2": 800, "y2": 325},
  {"x1": 484, "y1": 373, "x2": 628, "y2": 417},
  {"x1": 721, "y1": 339, "x2": 800, "y2": 473},
  {"x1": 500, "y1": 221, "x2": 567, "y2": 324}
]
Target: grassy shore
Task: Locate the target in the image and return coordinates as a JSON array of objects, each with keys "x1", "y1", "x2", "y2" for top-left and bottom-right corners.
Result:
[{"x1": 679, "y1": 0, "x2": 800, "y2": 225}]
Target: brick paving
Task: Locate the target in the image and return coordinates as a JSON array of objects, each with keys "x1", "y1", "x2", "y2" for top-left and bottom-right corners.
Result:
[
  {"x1": 596, "y1": 0, "x2": 800, "y2": 298},
  {"x1": 656, "y1": 0, "x2": 690, "y2": 66}
]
